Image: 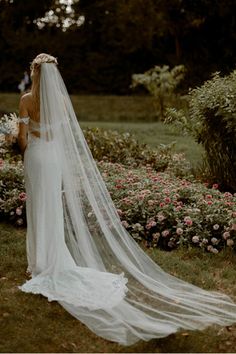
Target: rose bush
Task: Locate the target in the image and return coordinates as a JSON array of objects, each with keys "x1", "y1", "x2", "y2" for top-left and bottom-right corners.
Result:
[
  {"x1": 1, "y1": 113, "x2": 236, "y2": 253},
  {"x1": 98, "y1": 161, "x2": 236, "y2": 253},
  {"x1": 0, "y1": 159, "x2": 26, "y2": 226}
]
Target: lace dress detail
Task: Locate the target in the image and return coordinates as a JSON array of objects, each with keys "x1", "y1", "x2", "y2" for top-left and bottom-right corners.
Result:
[{"x1": 19, "y1": 269, "x2": 128, "y2": 310}]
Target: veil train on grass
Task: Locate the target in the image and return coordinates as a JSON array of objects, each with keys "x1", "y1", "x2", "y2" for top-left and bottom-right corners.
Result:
[{"x1": 19, "y1": 63, "x2": 236, "y2": 346}]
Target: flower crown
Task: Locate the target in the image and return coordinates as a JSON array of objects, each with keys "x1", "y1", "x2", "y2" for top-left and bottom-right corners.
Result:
[{"x1": 30, "y1": 54, "x2": 58, "y2": 71}]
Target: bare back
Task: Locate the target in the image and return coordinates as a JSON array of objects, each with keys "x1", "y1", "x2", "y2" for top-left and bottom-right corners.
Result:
[{"x1": 21, "y1": 92, "x2": 40, "y2": 122}]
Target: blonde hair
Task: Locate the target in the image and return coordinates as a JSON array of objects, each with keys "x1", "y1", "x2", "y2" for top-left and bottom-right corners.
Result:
[{"x1": 30, "y1": 53, "x2": 58, "y2": 114}]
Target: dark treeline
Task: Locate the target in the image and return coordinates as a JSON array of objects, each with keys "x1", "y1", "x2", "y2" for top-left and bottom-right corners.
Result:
[{"x1": 0, "y1": 0, "x2": 236, "y2": 94}]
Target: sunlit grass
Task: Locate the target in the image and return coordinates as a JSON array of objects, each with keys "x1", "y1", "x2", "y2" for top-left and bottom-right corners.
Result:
[
  {"x1": 1, "y1": 222, "x2": 236, "y2": 353},
  {"x1": 80, "y1": 121, "x2": 203, "y2": 166}
]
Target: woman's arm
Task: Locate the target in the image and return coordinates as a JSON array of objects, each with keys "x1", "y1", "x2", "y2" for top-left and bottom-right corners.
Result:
[{"x1": 18, "y1": 95, "x2": 29, "y2": 154}]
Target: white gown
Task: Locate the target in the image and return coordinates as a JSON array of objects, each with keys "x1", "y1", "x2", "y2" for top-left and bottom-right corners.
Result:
[
  {"x1": 18, "y1": 63, "x2": 236, "y2": 346},
  {"x1": 20, "y1": 119, "x2": 128, "y2": 310}
]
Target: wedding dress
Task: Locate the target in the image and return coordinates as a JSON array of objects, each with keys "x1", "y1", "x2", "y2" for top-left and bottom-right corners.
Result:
[{"x1": 18, "y1": 63, "x2": 236, "y2": 346}]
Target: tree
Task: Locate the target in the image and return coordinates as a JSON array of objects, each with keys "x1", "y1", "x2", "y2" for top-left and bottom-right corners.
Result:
[{"x1": 132, "y1": 64, "x2": 185, "y2": 120}]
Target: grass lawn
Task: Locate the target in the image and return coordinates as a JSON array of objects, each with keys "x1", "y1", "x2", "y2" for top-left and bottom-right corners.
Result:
[
  {"x1": 0, "y1": 92, "x2": 203, "y2": 166},
  {"x1": 0, "y1": 93, "x2": 156, "y2": 121},
  {"x1": 79, "y1": 121, "x2": 203, "y2": 166},
  {"x1": 1, "y1": 222, "x2": 236, "y2": 353}
]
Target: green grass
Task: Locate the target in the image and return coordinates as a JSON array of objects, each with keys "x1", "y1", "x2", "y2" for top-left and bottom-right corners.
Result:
[
  {"x1": 0, "y1": 92, "x2": 203, "y2": 166},
  {"x1": 80, "y1": 121, "x2": 203, "y2": 166},
  {"x1": 1, "y1": 222, "x2": 236, "y2": 353},
  {"x1": 0, "y1": 93, "x2": 156, "y2": 122}
]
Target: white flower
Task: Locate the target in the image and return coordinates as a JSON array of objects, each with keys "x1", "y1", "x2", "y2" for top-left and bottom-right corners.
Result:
[
  {"x1": 192, "y1": 236, "x2": 199, "y2": 243},
  {"x1": 211, "y1": 237, "x2": 218, "y2": 245},
  {"x1": 133, "y1": 223, "x2": 143, "y2": 231},
  {"x1": 213, "y1": 224, "x2": 219, "y2": 230}
]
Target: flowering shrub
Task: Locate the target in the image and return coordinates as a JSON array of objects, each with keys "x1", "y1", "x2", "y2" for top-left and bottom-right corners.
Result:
[
  {"x1": 0, "y1": 159, "x2": 26, "y2": 226},
  {"x1": 1, "y1": 112, "x2": 236, "y2": 254},
  {"x1": 83, "y1": 127, "x2": 182, "y2": 173},
  {"x1": 98, "y1": 161, "x2": 236, "y2": 253}
]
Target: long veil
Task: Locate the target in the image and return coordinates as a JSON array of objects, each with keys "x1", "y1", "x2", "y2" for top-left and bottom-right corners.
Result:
[{"x1": 37, "y1": 63, "x2": 236, "y2": 345}]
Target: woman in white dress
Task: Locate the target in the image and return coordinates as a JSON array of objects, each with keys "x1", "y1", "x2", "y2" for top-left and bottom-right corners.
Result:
[{"x1": 17, "y1": 53, "x2": 236, "y2": 346}]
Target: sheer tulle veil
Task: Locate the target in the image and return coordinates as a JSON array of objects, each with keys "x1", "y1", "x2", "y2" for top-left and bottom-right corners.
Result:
[{"x1": 35, "y1": 62, "x2": 236, "y2": 345}]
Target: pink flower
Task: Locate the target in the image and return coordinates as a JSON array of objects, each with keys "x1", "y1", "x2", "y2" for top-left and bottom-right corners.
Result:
[
  {"x1": 116, "y1": 209, "x2": 123, "y2": 216},
  {"x1": 232, "y1": 212, "x2": 236, "y2": 218},
  {"x1": 146, "y1": 220, "x2": 157, "y2": 230},
  {"x1": 122, "y1": 197, "x2": 132, "y2": 205},
  {"x1": 224, "y1": 192, "x2": 233, "y2": 198},
  {"x1": 16, "y1": 207, "x2": 22, "y2": 216},
  {"x1": 121, "y1": 220, "x2": 129, "y2": 228},
  {"x1": 163, "y1": 189, "x2": 170, "y2": 195},
  {"x1": 212, "y1": 184, "x2": 219, "y2": 189},
  {"x1": 223, "y1": 231, "x2": 230, "y2": 240},
  {"x1": 157, "y1": 213, "x2": 165, "y2": 222},
  {"x1": 176, "y1": 228, "x2": 183, "y2": 235},
  {"x1": 162, "y1": 230, "x2": 170, "y2": 237},
  {"x1": 231, "y1": 224, "x2": 236, "y2": 231},
  {"x1": 159, "y1": 202, "x2": 165, "y2": 208},
  {"x1": 164, "y1": 197, "x2": 171, "y2": 204},
  {"x1": 206, "y1": 194, "x2": 212, "y2": 200},
  {"x1": 19, "y1": 192, "x2": 27, "y2": 202},
  {"x1": 207, "y1": 201, "x2": 213, "y2": 205},
  {"x1": 115, "y1": 184, "x2": 123, "y2": 189},
  {"x1": 175, "y1": 206, "x2": 182, "y2": 211},
  {"x1": 184, "y1": 216, "x2": 193, "y2": 226}
]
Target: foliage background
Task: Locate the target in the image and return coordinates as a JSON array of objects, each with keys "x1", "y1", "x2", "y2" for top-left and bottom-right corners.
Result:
[{"x1": 1, "y1": 0, "x2": 236, "y2": 94}]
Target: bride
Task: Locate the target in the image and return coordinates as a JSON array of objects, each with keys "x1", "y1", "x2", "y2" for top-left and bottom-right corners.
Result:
[{"x1": 17, "y1": 53, "x2": 236, "y2": 346}]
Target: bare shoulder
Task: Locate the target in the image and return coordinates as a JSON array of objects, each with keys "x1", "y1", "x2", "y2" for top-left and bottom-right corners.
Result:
[
  {"x1": 20, "y1": 92, "x2": 32, "y2": 103},
  {"x1": 19, "y1": 92, "x2": 32, "y2": 109}
]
